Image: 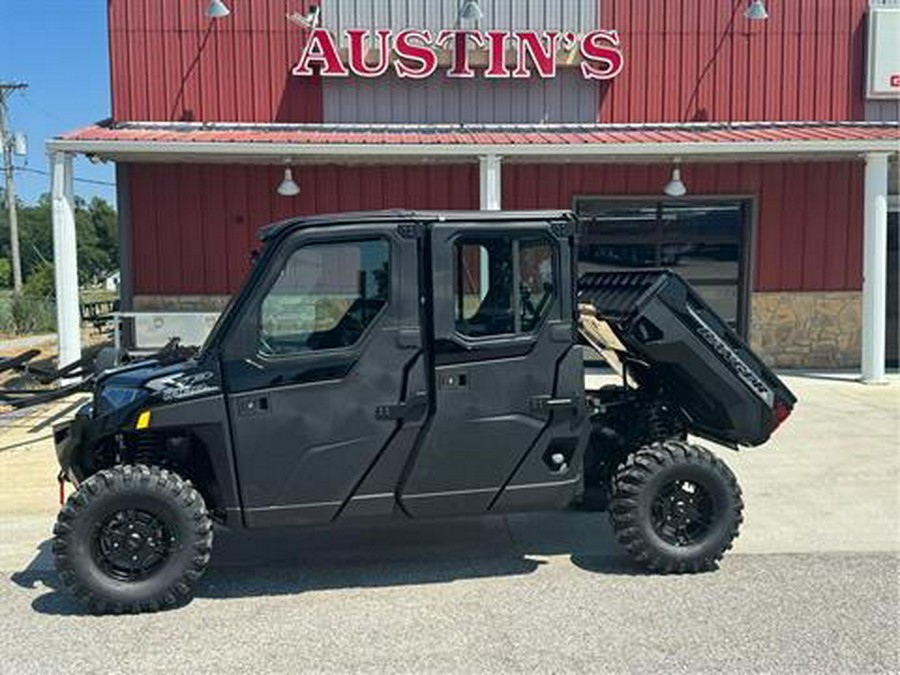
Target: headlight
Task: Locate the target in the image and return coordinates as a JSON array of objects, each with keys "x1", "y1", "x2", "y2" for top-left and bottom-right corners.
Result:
[{"x1": 95, "y1": 386, "x2": 144, "y2": 414}]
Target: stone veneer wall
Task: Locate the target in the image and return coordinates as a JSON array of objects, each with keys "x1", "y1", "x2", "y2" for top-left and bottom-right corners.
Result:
[
  {"x1": 750, "y1": 292, "x2": 862, "y2": 369},
  {"x1": 133, "y1": 295, "x2": 232, "y2": 312}
]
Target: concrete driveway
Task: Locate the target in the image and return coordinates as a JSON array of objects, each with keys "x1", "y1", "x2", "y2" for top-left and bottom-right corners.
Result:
[{"x1": 0, "y1": 374, "x2": 897, "y2": 674}]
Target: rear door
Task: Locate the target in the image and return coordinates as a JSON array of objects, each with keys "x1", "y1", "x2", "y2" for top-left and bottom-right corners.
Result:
[
  {"x1": 399, "y1": 219, "x2": 590, "y2": 517},
  {"x1": 220, "y1": 223, "x2": 424, "y2": 527}
]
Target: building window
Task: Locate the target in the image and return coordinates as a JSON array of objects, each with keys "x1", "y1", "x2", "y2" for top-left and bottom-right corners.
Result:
[
  {"x1": 575, "y1": 199, "x2": 747, "y2": 333},
  {"x1": 259, "y1": 240, "x2": 389, "y2": 355},
  {"x1": 454, "y1": 236, "x2": 555, "y2": 337}
]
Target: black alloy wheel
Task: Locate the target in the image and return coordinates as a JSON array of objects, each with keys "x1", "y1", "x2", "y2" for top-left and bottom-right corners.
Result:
[
  {"x1": 649, "y1": 478, "x2": 715, "y2": 547},
  {"x1": 53, "y1": 464, "x2": 212, "y2": 614},
  {"x1": 608, "y1": 441, "x2": 743, "y2": 573},
  {"x1": 93, "y1": 508, "x2": 174, "y2": 582}
]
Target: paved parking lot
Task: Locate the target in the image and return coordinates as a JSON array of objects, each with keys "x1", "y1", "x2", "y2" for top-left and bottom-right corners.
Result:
[{"x1": 0, "y1": 374, "x2": 897, "y2": 674}]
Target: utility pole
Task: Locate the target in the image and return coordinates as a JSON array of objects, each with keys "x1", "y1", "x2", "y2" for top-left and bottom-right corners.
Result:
[{"x1": 1, "y1": 82, "x2": 28, "y2": 293}]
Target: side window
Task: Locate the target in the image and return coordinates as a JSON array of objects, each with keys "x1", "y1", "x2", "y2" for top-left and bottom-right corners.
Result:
[
  {"x1": 259, "y1": 240, "x2": 389, "y2": 356},
  {"x1": 454, "y1": 236, "x2": 555, "y2": 337}
]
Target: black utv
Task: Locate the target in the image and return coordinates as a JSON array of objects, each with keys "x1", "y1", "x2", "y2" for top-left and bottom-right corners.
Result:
[{"x1": 51, "y1": 210, "x2": 795, "y2": 614}]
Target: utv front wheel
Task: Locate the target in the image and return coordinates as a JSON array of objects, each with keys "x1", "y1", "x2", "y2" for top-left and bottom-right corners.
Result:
[
  {"x1": 52, "y1": 465, "x2": 213, "y2": 614},
  {"x1": 609, "y1": 441, "x2": 743, "y2": 573}
]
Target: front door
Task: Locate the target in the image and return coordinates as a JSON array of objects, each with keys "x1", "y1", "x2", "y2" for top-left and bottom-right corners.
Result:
[
  {"x1": 398, "y1": 219, "x2": 590, "y2": 517},
  {"x1": 220, "y1": 224, "x2": 422, "y2": 527}
]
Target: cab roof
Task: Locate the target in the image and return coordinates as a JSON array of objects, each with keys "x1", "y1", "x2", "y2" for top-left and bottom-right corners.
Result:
[{"x1": 259, "y1": 209, "x2": 574, "y2": 241}]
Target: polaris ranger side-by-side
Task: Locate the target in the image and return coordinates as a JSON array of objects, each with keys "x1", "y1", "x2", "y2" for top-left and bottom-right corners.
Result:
[{"x1": 50, "y1": 211, "x2": 795, "y2": 614}]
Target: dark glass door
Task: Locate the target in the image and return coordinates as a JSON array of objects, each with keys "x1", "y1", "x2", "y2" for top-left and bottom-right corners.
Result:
[{"x1": 575, "y1": 199, "x2": 747, "y2": 334}]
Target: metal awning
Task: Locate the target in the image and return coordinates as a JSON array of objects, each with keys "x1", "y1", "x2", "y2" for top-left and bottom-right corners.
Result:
[{"x1": 48, "y1": 120, "x2": 900, "y2": 163}]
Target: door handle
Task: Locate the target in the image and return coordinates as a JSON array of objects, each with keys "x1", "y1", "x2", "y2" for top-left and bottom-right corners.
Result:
[
  {"x1": 438, "y1": 371, "x2": 469, "y2": 390},
  {"x1": 237, "y1": 396, "x2": 269, "y2": 416},
  {"x1": 529, "y1": 395, "x2": 582, "y2": 413},
  {"x1": 375, "y1": 392, "x2": 428, "y2": 422}
]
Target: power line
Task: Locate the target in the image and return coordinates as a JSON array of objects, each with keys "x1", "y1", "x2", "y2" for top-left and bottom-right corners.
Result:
[
  {"x1": 17, "y1": 91, "x2": 68, "y2": 127},
  {"x1": 15, "y1": 166, "x2": 116, "y2": 188}
]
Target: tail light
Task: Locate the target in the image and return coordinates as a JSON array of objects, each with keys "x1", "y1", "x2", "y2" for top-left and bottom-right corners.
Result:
[{"x1": 771, "y1": 399, "x2": 793, "y2": 432}]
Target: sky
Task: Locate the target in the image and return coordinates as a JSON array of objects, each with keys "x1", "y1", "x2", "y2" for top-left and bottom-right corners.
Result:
[{"x1": 2, "y1": 0, "x2": 116, "y2": 205}]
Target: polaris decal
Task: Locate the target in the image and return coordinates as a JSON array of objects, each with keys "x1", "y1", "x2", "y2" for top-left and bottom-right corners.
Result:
[
  {"x1": 686, "y1": 306, "x2": 775, "y2": 407},
  {"x1": 147, "y1": 371, "x2": 220, "y2": 402}
]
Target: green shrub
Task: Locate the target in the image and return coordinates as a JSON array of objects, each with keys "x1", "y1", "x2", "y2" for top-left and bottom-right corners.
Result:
[
  {"x1": 24, "y1": 261, "x2": 56, "y2": 299},
  {"x1": 0, "y1": 262, "x2": 59, "y2": 334},
  {"x1": 8, "y1": 292, "x2": 56, "y2": 334}
]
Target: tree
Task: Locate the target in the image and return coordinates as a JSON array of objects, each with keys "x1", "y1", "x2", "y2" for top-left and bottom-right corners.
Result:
[{"x1": 0, "y1": 191, "x2": 118, "y2": 289}]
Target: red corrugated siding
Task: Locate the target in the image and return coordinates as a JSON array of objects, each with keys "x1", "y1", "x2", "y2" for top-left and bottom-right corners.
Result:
[
  {"x1": 130, "y1": 161, "x2": 863, "y2": 296},
  {"x1": 502, "y1": 161, "x2": 864, "y2": 292},
  {"x1": 600, "y1": 0, "x2": 868, "y2": 123},
  {"x1": 109, "y1": 1, "x2": 868, "y2": 125},
  {"x1": 128, "y1": 163, "x2": 480, "y2": 295},
  {"x1": 109, "y1": 0, "x2": 323, "y2": 123}
]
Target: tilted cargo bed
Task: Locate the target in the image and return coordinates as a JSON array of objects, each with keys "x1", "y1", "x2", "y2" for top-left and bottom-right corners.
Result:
[{"x1": 578, "y1": 270, "x2": 796, "y2": 447}]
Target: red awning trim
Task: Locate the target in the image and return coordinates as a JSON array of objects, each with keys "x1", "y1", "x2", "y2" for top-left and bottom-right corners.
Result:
[
  {"x1": 58, "y1": 120, "x2": 900, "y2": 147},
  {"x1": 48, "y1": 120, "x2": 899, "y2": 164}
]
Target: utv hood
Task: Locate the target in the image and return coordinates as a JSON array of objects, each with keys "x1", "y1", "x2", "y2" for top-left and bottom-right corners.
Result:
[
  {"x1": 94, "y1": 359, "x2": 221, "y2": 415},
  {"x1": 98, "y1": 360, "x2": 194, "y2": 389}
]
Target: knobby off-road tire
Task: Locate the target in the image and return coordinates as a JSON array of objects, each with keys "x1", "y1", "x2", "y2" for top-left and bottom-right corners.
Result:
[
  {"x1": 52, "y1": 464, "x2": 213, "y2": 614},
  {"x1": 608, "y1": 441, "x2": 743, "y2": 573}
]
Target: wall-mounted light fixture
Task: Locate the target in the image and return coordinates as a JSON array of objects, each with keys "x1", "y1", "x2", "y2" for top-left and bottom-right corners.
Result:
[
  {"x1": 745, "y1": 0, "x2": 769, "y2": 21},
  {"x1": 287, "y1": 5, "x2": 321, "y2": 30},
  {"x1": 663, "y1": 160, "x2": 688, "y2": 197},
  {"x1": 277, "y1": 166, "x2": 301, "y2": 197},
  {"x1": 207, "y1": 0, "x2": 231, "y2": 19},
  {"x1": 458, "y1": 0, "x2": 483, "y2": 22}
]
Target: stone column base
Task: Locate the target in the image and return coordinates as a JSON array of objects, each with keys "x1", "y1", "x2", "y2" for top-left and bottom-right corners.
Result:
[
  {"x1": 750, "y1": 291, "x2": 862, "y2": 369},
  {"x1": 133, "y1": 295, "x2": 232, "y2": 312}
]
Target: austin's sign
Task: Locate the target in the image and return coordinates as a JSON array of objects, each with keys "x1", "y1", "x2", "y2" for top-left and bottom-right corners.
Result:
[{"x1": 292, "y1": 29, "x2": 624, "y2": 81}]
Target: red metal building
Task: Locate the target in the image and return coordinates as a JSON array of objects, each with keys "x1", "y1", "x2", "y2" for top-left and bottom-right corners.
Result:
[{"x1": 49, "y1": 0, "x2": 899, "y2": 374}]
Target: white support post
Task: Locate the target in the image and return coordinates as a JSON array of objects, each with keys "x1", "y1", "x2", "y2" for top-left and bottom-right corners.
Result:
[
  {"x1": 51, "y1": 151, "x2": 82, "y2": 370},
  {"x1": 478, "y1": 155, "x2": 502, "y2": 299},
  {"x1": 861, "y1": 152, "x2": 890, "y2": 384},
  {"x1": 479, "y1": 154, "x2": 502, "y2": 211}
]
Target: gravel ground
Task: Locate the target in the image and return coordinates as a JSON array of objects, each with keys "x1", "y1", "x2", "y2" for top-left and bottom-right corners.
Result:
[{"x1": 2, "y1": 550, "x2": 897, "y2": 674}]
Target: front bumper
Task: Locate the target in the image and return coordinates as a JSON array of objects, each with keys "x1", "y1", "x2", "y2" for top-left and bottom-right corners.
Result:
[
  {"x1": 52, "y1": 397, "x2": 152, "y2": 485},
  {"x1": 53, "y1": 417, "x2": 89, "y2": 485}
]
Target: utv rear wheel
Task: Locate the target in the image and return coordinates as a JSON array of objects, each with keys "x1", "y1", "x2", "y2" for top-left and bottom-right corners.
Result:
[
  {"x1": 52, "y1": 465, "x2": 212, "y2": 614},
  {"x1": 608, "y1": 441, "x2": 743, "y2": 573}
]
